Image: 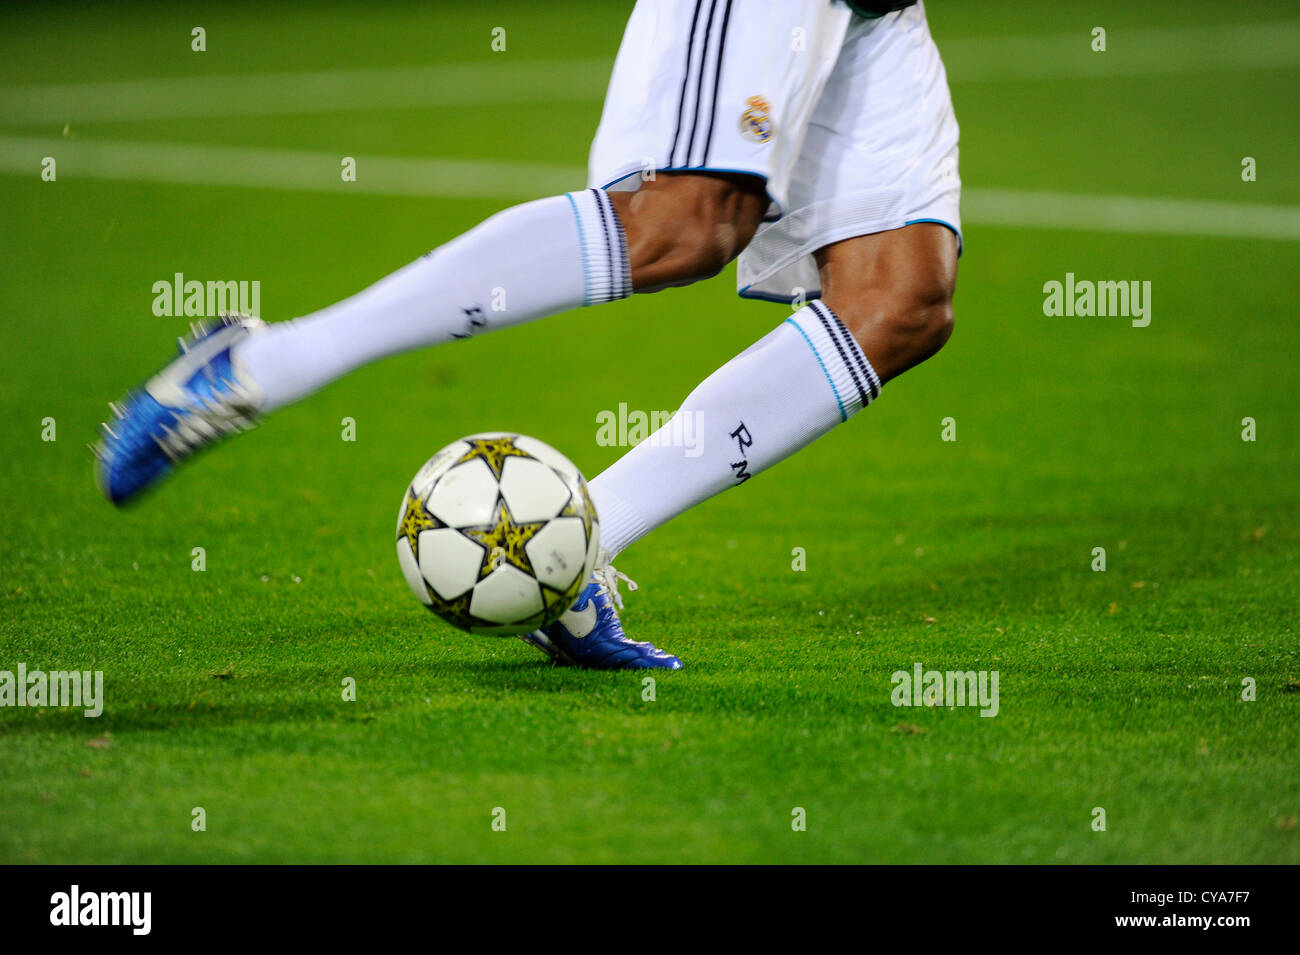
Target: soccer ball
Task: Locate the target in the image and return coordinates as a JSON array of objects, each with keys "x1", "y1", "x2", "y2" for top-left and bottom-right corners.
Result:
[{"x1": 395, "y1": 433, "x2": 600, "y2": 635}]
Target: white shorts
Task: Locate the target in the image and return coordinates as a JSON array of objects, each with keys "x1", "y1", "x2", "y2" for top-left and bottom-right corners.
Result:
[{"x1": 587, "y1": 0, "x2": 961, "y2": 304}]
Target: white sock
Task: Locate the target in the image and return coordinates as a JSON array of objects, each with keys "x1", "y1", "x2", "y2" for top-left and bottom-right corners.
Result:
[
  {"x1": 236, "y1": 189, "x2": 630, "y2": 412},
  {"x1": 590, "y1": 301, "x2": 881, "y2": 560}
]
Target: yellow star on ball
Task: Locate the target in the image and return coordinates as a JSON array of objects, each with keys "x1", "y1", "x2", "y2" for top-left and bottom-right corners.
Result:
[
  {"x1": 463, "y1": 497, "x2": 547, "y2": 580},
  {"x1": 398, "y1": 491, "x2": 442, "y2": 558},
  {"x1": 454, "y1": 435, "x2": 534, "y2": 480}
]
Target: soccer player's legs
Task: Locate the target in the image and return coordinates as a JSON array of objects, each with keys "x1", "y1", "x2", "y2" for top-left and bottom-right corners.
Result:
[
  {"x1": 94, "y1": 1, "x2": 840, "y2": 508},
  {"x1": 93, "y1": 185, "x2": 632, "y2": 505},
  {"x1": 513, "y1": 1, "x2": 861, "y2": 666},
  {"x1": 586, "y1": 2, "x2": 962, "y2": 562},
  {"x1": 554, "y1": 216, "x2": 957, "y2": 669}
]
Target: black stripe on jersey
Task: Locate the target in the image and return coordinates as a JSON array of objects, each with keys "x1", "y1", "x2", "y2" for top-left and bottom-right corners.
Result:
[
  {"x1": 683, "y1": 0, "x2": 720, "y2": 167},
  {"x1": 810, "y1": 302, "x2": 872, "y2": 407},
  {"x1": 701, "y1": 0, "x2": 734, "y2": 167},
  {"x1": 667, "y1": 0, "x2": 706, "y2": 167}
]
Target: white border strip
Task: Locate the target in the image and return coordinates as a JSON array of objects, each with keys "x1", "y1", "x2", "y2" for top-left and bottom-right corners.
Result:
[
  {"x1": 4, "y1": 135, "x2": 1297, "y2": 241},
  {"x1": 0, "y1": 59, "x2": 615, "y2": 124},
  {"x1": 1, "y1": 20, "x2": 1296, "y2": 123},
  {"x1": 937, "y1": 20, "x2": 1300, "y2": 82},
  {"x1": 0, "y1": 134, "x2": 580, "y2": 199},
  {"x1": 964, "y1": 188, "x2": 1300, "y2": 242}
]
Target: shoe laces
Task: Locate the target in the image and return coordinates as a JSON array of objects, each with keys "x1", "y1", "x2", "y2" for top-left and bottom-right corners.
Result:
[{"x1": 592, "y1": 564, "x2": 638, "y2": 610}]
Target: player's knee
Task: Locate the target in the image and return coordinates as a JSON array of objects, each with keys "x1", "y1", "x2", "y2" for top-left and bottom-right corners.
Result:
[
  {"x1": 835, "y1": 285, "x2": 955, "y2": 371},
  {"x1": 899, "y1": 294, "x2": 955, "y2": 363}
]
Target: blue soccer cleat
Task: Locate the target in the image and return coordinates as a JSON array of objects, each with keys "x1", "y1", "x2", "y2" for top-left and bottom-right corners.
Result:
[
  {"x1": 520, "y1": 566, "x2": 682, "y2": 670},
  {"x1": 94, "y1": 314, "x2": 266, "y2": 506}
]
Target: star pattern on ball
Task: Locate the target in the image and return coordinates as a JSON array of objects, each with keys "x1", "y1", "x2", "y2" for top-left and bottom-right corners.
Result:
[
  {"x1": 453, "y1": 435, "x2": 535, "y2": 480},
  {"x1": 434, "y1": 589, "x2": 479, "y2": 631},
  {"x1": 461, "y1": 496, "x2": 547, "y2": 581},
  {"x1": 561, "y1": 479, "x2": 597, "y2": 543},
  {"x1": 397, "y1": 490, "x2": 443, "y2": 559}
]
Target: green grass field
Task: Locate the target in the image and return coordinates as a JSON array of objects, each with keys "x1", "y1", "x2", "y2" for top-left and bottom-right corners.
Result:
[{"x1": 1, "y1": 0, "x2": 1296, "y2": 863}]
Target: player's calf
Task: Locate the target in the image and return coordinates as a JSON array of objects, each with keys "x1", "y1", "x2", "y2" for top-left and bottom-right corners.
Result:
[{"x1": 816, "y1": 222, "x2": 958, "y2": 383}]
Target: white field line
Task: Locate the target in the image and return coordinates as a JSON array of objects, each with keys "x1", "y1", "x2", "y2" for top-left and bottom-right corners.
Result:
[
  {"x1": 936, "y1": 19, "x2": 1300, "y2": 82},
  {"x1": 963, "y1": 189, "x2": 1300, "y2": 242},
  {"x1": 0, "y1": 134, "x2": 582, "y2": 200},
  {"x1": 0, "y1": 59, "x2": 615, "y2": 124},
  {"x1": 4, "y1": 134, "x2": 1298, "y2": 241},
  {"x1": 0, "y1": 21, "x2": 1296, "y2": 124}
]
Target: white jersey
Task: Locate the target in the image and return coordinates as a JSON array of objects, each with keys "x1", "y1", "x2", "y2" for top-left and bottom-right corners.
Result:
[{"x1": 587, "y1": 0, "x2": 961, "y2": 303}]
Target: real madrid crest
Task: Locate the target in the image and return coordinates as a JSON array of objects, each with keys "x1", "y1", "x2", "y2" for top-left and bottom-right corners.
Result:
[{"x1": 739, "y1": 95, "x2": 775, "y2": 144}]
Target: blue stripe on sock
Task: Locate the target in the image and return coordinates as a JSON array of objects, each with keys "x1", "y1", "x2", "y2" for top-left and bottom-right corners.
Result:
[
  {"x1": 809, "y1": 301, "x2": 870, "y2": 408},
  {"x1": 784, "y1": 317, "x2": 847, "y2": 423},
  {"x1": 564, "y1": 192, "x2": 592, "y2": 307}
]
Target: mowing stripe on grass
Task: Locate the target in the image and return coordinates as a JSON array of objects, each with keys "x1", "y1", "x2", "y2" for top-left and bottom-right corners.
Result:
[
  {"x1": 0, "y1": 134, "x2": 582, "y2": 199},
  {"x1": 937, "y1": 19, "x2": 1300, "y2": 82},
  {"x1": 964, "y1": 189, "x2": 1300, "y2": 242},
  {"x1": 0, "y1": 20, "x2": 1296, "y2": 124},
  {"x1": 0, "y1": 59, "x2": 616, "y2": 125},
  {"x1": 4, "y1": 134, "x2": 1299, "y2": 241}
]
